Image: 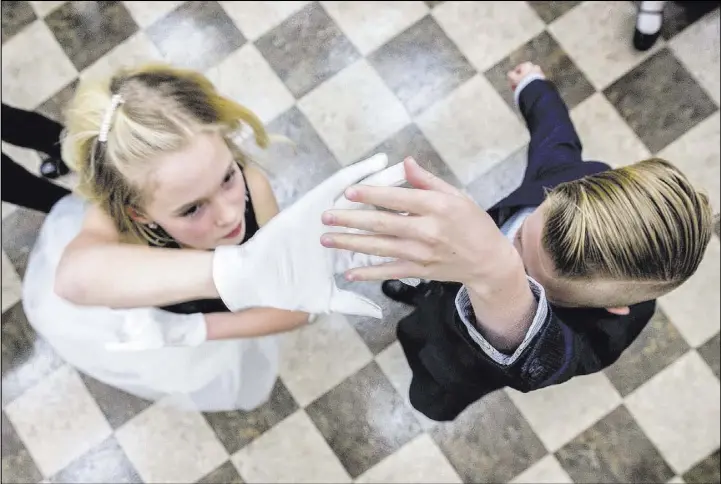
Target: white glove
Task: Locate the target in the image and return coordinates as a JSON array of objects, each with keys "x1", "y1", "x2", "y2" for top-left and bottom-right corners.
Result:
[
  {"x1": 105, "y1": 308, "x2": 207, "y2": 351},
  {"x1": 212, "y1": 153, "x2": 406, "y2": 319}
]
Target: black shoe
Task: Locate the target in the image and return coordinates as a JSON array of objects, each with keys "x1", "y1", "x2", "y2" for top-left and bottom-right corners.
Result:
[
  {"x1": 633, "y1": 27, "x2": 661, "y2": 51},
  {"x1": 382, "y1": 280, "x2": 423, "y2": 306},
  {"x1": 39, "y1": 157, "x2": 70, "y2": 179}
]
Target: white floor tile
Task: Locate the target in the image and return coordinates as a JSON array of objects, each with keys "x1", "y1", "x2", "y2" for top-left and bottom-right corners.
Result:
[
  {"x1": 505, "y1": 372, "x2": 622, "y2": 452},
  {"x1": 219, "y1": 1, "x2": 310, "y2": 41},
  {"x1": 279, "y1": 312, "x2": 373, "y2": 406},
  {"x1": 114, "y1": 396, "x2": 228, "y2": 484},
  {"x1": 625, "y1": 351, "x2": 721, "y2": 474},
  {"x1": 322, "y1": 1, "x2": 428, "y2": 55},
  {"x1": 3, "y1": 366, "x2": 112, "y2": 477},
  {"x1": 232, "y1": 410, "x2": 351, "y2": 483},
  {"x1": 298, "y1": 59, "x2": 410, "y2": 165},
  {"x1": 416, "y1": 75, "x2": 528, "y2": 185},
  {"x1": 510, "y1": 454, "x2": 573, "y2": 484}
]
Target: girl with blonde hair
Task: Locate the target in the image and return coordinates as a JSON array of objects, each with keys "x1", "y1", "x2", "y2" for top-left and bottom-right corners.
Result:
[{"x1": 21, "y1": 63, "x2": 398, "y2": 411}]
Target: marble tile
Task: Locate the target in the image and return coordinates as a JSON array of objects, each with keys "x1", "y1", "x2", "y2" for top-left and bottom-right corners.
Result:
[
  {"x1": 79, "y1": 31, "x2": 162, "y2": 82},
  {"x1": 219, "y1": 1, "x2": 310, "y2": 41},
  {"x1": 145, "y1": 0, "x2": 245, "y2": 72},
  {"x1": 604, "y1": 308, "x2": 690, "y2": 396},
  {"x1": 114, "y1": 397, "x2": 229, "y2": 484},
  {"x1": 1, "y1": 411, "x2": 43, "y2": 484},
  {"x1": 205, "y1": 44, "x2": 295, "y2": 124},
  {"x1": 322, "y1": 1, "x2": 428, "y2": 55},
  {"x1": 549, "y1": 0, "x2": 664, "y2": 90},
  {"x1": 670, "y1": 9, "x2": 720, "y2": 105},
  {"x1": 337, "y1": 279, "x2": 410, "y2": 355},
  {"x1": 682, "y1": 449, "x2": 720, "y2": 484},
  {"x1": 203, "y1": 379, "x2": 298, "y2": 455},
  {"x1": 464, "y1": 144, "x2": 527, "y2": 208},
  {"x1": 367, "y1": 15, "x2": 475, "y2": 116},
  {"x1": 431, "y1": 389, "x2": 547, "y2": 483},
  {"x1": 35, "y1": 79, "x2": 78, "y2": 123},
  {"x1": 604, "y1": 48, "x2": 718, "y2": 154},
  {"x1": 121, "y1": 0, "x2": 184, "y2": 28},
  {"x1": 416, "y1": 75, "x2": 528, "y2": 185},
  {"x1": 2, "y1": 1, "x2": 37, "y2": 44},
  {"x1": 484, "y1": 30, "x2": 596, "y2": 112},
  {"x1": 527, "y1": 0, "x2": 582, "y2": 24},
  {"x1": 29, "y1": 1, "x2": 66, "y2": 17},
  {"x1": 697, "y1": 332, "x2": 720, "y2": 379},
  {"x1": 505, "y1": 372, "x2": 622, "y2": 452},
  {"x1": 432, "y1": 0, "x2": 545, "y2": 72},
  {"x1": 255, "y1": 2, "x2": 360, "y2": 99},
  {"x1": 278, "y1": 312, "x2": 373, "y2": 407},
  {"x1": 298, "y1": 59, "x2": 410, "y2": 165},
  {"x1": 197, "y1": 460, "x2": 244, "y2": 484},
  {"x1": 4, "y1": 366, "x2": 113, "y2": 477},
  {"x1": 2, "y1": 251, "x2": 22, "y2": 313},
  {"x1": 625, "y1": 351, "x2": 721, "y2": 474},
  {"x1": 48, "y1": 436, "x2": 141, "y2": 484},
  {"x1": 659, "y1": 235, "x2": 720, "y2": 347},
  {"x1": 716, "y1": 214, "x2": 720, "y2": 238},
  {"x1": 79, "y1": 374, "x2": 152, "y2": 430},
  {"x1": 354, "y1": 434, "x2": 462, "y2": 484},
  {"x1": 1, "y1": 302, "x2": 65, "y2": 406},
  {"x1": 668, "y1": 477, "x2": 687, "y2": 484},
  {"x1": 45, "y1": 1, "x2": 138, "y2": 72},
  {"x1": 657, "y1": 111, "x2": 720, "y2": 213},
  {"x1": 569, "y1": 92, "x2": 651, "y2": 167},
  {"x1": 1, "y1": 207, "x2": 46, "y2": 278},
  {"x1": 374, "y1": 341, "x2": 439, "y2": 431},
  {"x1": 1, "y1": 202, "x2": 18, "y2": 221},
  {"x1": 231, "y1": 410, "x2": 351, "y2": 483},
  {"x1": 555, "y1": 405, "x2": 675, "y2": 483},
  {"x1": 424, "y1": 1, "x2": 443, "y2": 8},
  {"x1": 248, "y1": 106, "x2": 340, "y2": 209},
  {"x1": 305, "y1": 362, "x2": 422, "y2": 478},
  {"x1": 660, "y1": 1, "x2": 720, "y2": 41},
  {"x1": 510, "y1": 454, "x2": 573, "y2": 484},
  {"x1": 356, "y1": 123, "x2": 461, "y2": 188},
  {"x1": 1, "y1": 21, "x2": 77, "y2": 109}
]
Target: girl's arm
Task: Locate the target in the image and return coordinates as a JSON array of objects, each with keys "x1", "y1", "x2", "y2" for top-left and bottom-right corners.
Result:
[
  {"x1": 204, "y1": 308, "x2": 311, "y2": 340},
  {"x1": 55, "y1": 164, "x2": 278, "y2": 309},
  {"x1": 55, "y1": 206, "x2": 219, "y2": 307}
]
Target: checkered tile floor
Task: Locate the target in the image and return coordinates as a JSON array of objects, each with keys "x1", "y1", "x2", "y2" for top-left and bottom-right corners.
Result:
[{"x1": 2, "y1": 1, "x2": 720, "y2": 483}]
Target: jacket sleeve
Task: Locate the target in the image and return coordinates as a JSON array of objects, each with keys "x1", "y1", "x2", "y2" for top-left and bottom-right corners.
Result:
[
  {"x1": 454, "y1": 298, "x2": 657, "y2": 393},
  {"x1": 517, "y1": 79, "x2": 584, "y2": 182}
]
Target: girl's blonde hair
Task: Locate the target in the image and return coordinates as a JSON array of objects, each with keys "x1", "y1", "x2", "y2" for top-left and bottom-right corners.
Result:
[
  {"x1": 542, "y1": 158, "x2": 713, "y2": 299},
  {"x1": 62, "y1": 63, "x2": 269, "y2": 245}
]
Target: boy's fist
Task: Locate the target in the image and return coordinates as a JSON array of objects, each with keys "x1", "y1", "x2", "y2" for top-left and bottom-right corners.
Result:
[{"x1": 507, "y1": 62, "x2": 545, "y2": 90}]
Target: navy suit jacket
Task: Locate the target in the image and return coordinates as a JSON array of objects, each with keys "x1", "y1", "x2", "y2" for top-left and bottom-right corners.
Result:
[{"x1": 397, "y1": 80, "x2": 656, "y2": 422}]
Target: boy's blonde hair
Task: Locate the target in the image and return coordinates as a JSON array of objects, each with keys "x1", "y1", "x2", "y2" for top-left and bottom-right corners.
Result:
[
  {"x1": 542, "y1": 158, "x2": 713, "y2": 303},
  {"x1": 62, "y1": 63, "x2": 269, "y2": 245}
]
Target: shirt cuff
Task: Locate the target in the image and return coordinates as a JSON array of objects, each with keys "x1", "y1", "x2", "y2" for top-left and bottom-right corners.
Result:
[
  {"x1": 455, "y1": 276, "x2": 549, "y2": 366},
  {"x1": 513, "y1": 73, "x2": 546, "y2": 109}
]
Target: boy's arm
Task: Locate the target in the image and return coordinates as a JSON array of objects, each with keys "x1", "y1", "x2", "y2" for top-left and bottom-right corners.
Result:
[{"x1": 515, "y1": 76, "x2": 584, "y2": 181}]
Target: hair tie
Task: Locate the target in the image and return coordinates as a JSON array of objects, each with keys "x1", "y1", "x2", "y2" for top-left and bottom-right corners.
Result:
[{"x1": 98, "y1": 94, "x2": 124, "y2": 142}]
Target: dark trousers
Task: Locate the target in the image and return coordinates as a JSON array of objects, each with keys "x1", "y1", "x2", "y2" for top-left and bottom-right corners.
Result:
[{"x1": 1, "y1": 103, "x2": 70, "y2": 213}]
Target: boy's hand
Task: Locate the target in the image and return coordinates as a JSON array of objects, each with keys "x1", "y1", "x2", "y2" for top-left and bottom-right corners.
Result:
[{"x1": 507, "y1": 62, "x2": 545, "y2": 90}]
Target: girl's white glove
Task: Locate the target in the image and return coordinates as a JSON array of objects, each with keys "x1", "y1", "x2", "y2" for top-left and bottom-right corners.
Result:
[
  {"x1": 106, "y1": 308, "x2": 207, "y2": 351},
  {"x1": 211, "y1": 154, "x2": 406, "y2": 319}
]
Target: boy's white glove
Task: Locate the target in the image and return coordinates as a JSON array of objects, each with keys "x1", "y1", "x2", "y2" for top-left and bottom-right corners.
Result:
[
  {"x1": 212, "y1": 154, "x2": 406, "y2": 319},
  {"x1": 106, "y1": 308, "x2": 207, "y2": 351}
]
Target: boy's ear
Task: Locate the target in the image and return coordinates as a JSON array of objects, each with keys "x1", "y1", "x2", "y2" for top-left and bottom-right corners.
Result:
[
  {"x1": 606, "y1": 306, "x2": 631, "y2": 316},
  {"x1": 127, "y1": 206, "x2": 151, "y2": 224}
]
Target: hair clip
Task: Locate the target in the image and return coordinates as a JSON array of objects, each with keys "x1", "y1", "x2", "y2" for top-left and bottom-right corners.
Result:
[{"x1": 98, "y1": 94, "x2": 124, "y2": 143}]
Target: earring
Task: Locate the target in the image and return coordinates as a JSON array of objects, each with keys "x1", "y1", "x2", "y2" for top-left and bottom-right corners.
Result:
[{"x1": 148, "y1": 222, "x2": 158, "y2": 229}]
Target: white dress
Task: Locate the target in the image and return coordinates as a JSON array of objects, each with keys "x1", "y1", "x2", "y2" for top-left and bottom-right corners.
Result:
[{"x1": 22, "y1": 195, "x2": 280, "y2": 412}]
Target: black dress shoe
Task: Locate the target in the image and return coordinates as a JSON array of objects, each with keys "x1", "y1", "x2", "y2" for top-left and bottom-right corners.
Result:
[
  {"x1": 382, "y1": 280, "x2": 424, "y2": 306},
  {"x1": 39, "y1": 157, "x2": 70, "y2": 179},
  {"x1": 633, "y1": 27, "x2": 661, "y2": 51}
]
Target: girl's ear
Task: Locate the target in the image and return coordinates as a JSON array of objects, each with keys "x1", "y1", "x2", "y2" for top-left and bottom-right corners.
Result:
[{"x1": 127, "y1": 206, "x2": 151, "y2": 224}]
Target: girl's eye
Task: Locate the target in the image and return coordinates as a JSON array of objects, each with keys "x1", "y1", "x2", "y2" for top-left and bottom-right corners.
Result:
[
  {"x1": 223, "y1": 169, "x2": 236, "y2": 186},
  {"x1": 182, "y1": 204, "x2": 203, "y2": 218}
]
